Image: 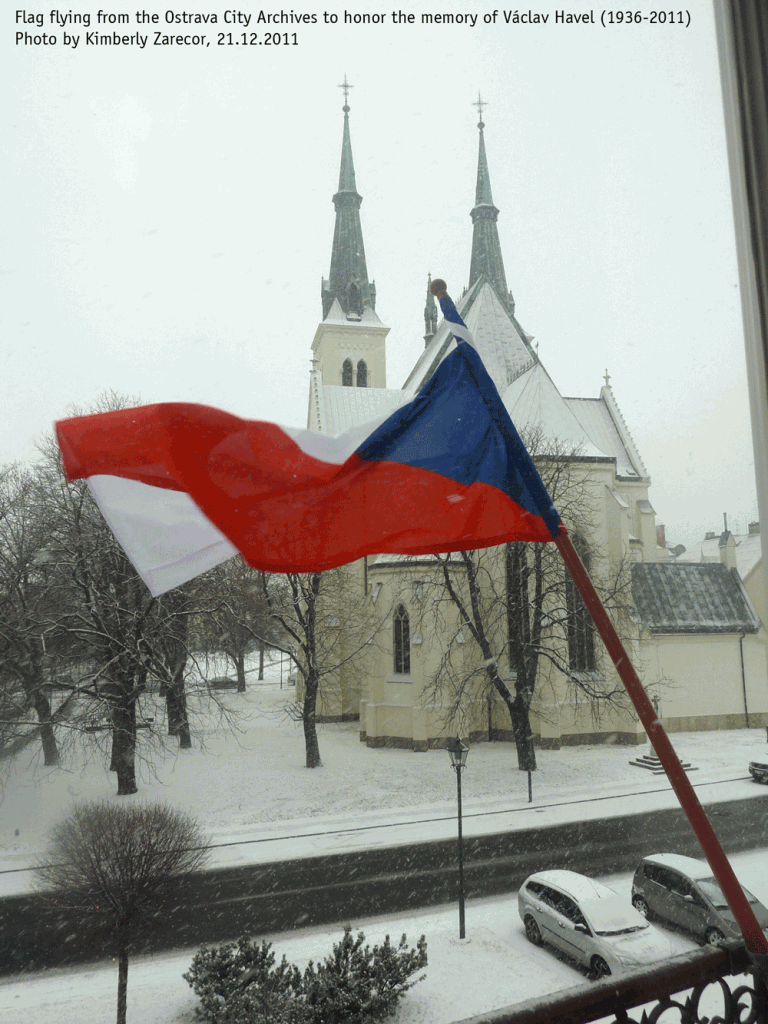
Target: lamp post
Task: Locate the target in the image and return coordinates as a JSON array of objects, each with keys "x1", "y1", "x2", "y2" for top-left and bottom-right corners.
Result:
[{"x1": 446, "y1": 736, "x2": 469, "y2": 939}]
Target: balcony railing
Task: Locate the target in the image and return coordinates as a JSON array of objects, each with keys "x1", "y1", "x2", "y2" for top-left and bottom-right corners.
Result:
[{"x1": 453, "y1": 941, "x2": 768, "y2": 1024}]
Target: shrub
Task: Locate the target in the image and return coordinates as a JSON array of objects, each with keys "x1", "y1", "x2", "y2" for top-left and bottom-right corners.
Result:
[
  {"x1": 302, "y1": 925, "x2": 428, "y2": 1024},
  {"x1": 185, "y1": 926, "x2": 427, "y2": 1024},
  {"x1": 184, "y1": 936, "x2": 302, "y2": 1023}
]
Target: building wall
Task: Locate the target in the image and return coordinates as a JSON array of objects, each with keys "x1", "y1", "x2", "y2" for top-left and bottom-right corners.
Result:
[{"x1": 639, "y1": 629, "x2": 768, "y2": 730}]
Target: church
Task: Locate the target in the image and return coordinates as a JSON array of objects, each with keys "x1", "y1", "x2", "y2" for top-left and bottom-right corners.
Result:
[{"x1": 302, "y1": 92, "x2": 768, "y2": 751}]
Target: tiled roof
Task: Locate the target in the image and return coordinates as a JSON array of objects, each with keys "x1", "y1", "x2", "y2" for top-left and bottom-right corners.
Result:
[{"x1": 631, "y1": 562, "x2": 760, "y2": 634}]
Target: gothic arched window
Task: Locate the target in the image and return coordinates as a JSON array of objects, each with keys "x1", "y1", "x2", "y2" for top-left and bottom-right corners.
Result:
[
  {"x1": 506, "y1": 542, "x2": 531, "y2": 668},
  {"x1": 565, "y1": 534, "x2": 596, "y2": 672},
  {"x1": 356, "y1": 359, "x2": 368, "y2": 388},
  {"x1": 393, "y1": 604, "x2": 410, "y2": 675},
  {"x1": 342, "y1": 359, "x2": 353, "y2": 387},
  {"x1": 348, "y1": 283, "x2": 361, "y2": 315}
]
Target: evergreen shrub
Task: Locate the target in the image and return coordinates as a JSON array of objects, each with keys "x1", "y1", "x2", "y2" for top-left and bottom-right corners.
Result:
[{"x1": 184, "y1": 926, "x2": 427, "y2": 1024}]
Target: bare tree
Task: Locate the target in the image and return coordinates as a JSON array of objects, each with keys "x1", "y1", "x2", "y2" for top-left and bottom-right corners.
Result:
[
  {"x1": 146, "y1": 587, "x2": 194, "y2": 748},
  {"x1": 196, "y1": 559, "x2": 285, "y2": 691},
  {"x1": 35, "y1": 801, "x2": 209, "y2": 1024},
  {"x1": 0, "y1": 464, "x2": 61, "y2": 765},
  {"x1": 262, "y1": 568, "x2": 379, "y2": 769},
  {"x1": 32, "y1": 404, "x2": 214, "y2": 791},
  {"x1": 421, "y1": 437, "x2": 636, "y2": 771}
]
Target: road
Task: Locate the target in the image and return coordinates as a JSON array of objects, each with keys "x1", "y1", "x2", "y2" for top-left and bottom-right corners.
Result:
[{"x1": 0, "y1": 792, "x2": 765, "y2": 974}]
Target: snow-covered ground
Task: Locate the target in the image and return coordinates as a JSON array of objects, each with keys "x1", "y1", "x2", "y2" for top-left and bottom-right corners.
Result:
[
  {"x1": 1, "y1": 664, "x2": 766, "y2": 887},
  {"x1": 1, "y1": 662, "x2": 767, "y2": 1022}
]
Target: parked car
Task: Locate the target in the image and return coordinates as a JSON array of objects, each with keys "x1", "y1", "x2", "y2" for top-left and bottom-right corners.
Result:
[
  {"x1": 518, "y1": 869, "x2": 672, "y2": 979},
  {"x1": 631, "y1": 853, "x2": 768, "y2": 944},
  {"x1": 749, "y1": 760, "x2": 768, "y2": 784}
]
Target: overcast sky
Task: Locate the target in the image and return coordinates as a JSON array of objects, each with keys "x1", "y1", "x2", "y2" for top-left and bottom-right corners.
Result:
[{"x1": 2, "y1": 0, "x2": 757, "y2": 550}]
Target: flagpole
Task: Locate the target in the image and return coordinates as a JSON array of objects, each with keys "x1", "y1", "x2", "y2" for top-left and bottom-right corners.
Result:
[{"x1": 555, "y1": 530, "x2": 768, "y2": 966}]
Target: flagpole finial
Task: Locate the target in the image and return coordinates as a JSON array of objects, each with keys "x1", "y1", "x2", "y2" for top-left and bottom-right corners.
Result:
[{"x1": 430, "y1": 277, "x2": 447, "y2": 298}]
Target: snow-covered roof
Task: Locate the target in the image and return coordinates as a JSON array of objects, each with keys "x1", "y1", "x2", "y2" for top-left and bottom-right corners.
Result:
[
  {"x1": 641, "y1": 853, "x2": 711, "y2": 879},
  {"x1": 526, "y1": 869, "x2": 618, "y2": 902},
  {"x1": 318, "y1": 382, "x2": 405, "y2": 435},
  {"x1": 632, "y1": 562, "x2": 761, "y2": 634},
  {"x1": 565, "y1": 396, "x2": 644, "y2": 480},
  {"x1": 675, "y1": 530, "x2": 762, "y2": 580},
  {"x1": 403, "y1": 280, "x2": 535, "y2": 397},
  {"x1": 502, "y1": 363, "x2": 612, "y2": 461},
  {"x1": 321, "y1": 298, "x2": 386, "y2": 328}
]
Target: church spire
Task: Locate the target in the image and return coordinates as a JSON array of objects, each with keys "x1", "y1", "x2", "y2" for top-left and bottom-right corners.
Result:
[
  {"x1": 423, "y1": 274, "x2": 437, "y2": 347},
  {"x1": 321, "y1": 77, "x2": 376, "y2": 320},
  {"x1": 468, "y1": 95, "x2": 514, "y2": 315}
]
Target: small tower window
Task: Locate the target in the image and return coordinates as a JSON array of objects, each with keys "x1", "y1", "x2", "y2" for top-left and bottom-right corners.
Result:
[
  {"x1": 356, "y1": 360, "x2": 368, "y2": 388},
  {"x1": 393, "y1": 604, "x2": 410, "y2": 675},
  {"x1": 342, "y1": 359, "x2": 353, "y2": 387}
]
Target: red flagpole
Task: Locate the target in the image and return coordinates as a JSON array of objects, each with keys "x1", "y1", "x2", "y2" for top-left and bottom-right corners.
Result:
[{"x1": 555, "y1": 531, "x2": 768, "y2": 963}]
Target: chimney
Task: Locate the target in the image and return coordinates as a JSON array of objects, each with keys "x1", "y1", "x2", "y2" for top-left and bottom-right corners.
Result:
[
  {"x1": 749, "y1": 521, "x2": 760, "y2": 535},
  {"x1": 719, "y1": 530, "x2": 737, "y2": 571},
  {"x1": 705, "y1": 532, "x2": 717, "y2": 541},
  {"x1": 656, "y1": 524, "x2": 667, "y2": 548}
]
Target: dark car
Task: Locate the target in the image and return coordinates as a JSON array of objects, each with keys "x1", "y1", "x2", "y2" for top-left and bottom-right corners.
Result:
[{"x1": 631, "y1": 853, "x2": 768, "y2": 945}]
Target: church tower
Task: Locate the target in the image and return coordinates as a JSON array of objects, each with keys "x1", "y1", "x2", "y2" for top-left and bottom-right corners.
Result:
[
  {"x1": 311, "y1": 80, "x2": 389, "y2": 400},
  {"x1": 468, "y1": 95, "x2": 516, "y2": 318}
]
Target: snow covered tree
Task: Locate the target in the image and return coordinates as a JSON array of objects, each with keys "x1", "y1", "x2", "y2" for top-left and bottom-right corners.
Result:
[{"x1": 35, "y1": 801, "x2": 209, "y2": 1024}]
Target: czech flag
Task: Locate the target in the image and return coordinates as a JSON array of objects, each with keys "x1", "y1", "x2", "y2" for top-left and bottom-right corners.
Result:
[{"x1": 55, "y1": 294, "x2": 563, "y2": 595}]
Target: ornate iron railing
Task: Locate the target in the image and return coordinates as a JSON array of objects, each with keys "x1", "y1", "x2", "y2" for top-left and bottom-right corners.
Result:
[{"x1": 453, "y1": 942, "x2": 768, "y2": 1024}]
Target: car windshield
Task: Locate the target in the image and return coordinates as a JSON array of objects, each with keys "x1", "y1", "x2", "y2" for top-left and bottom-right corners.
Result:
[
  {"x1": 698, "y1": 877, "x2": 758, "y2": 909},
  {"x1": 582, "y1": 896, "x2": 650, "y2": 936}
]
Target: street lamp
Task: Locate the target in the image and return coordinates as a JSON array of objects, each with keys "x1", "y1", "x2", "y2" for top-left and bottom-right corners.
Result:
[{"x1": 446, "y1": 736, "x2": 469, "y2": 939}]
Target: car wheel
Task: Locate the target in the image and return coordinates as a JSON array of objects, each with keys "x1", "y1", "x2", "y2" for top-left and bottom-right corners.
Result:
[
  {"x1": 705, "y1": 928, "x2": 726, "y2": 946},
  {"x1": 632, "y1": 895, "x2": 650, "y2": 918},
  {"x1": 590, "y1": 956, "x2": 611, "y2": 980},
  {"x1": 524, "y1": 915, "x2": 543, "y2": 946}
]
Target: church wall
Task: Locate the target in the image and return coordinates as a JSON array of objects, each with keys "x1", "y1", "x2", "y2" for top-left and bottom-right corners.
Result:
[
  {"x1": 292, "y1": 561, "x2": 374, "y2": 724},
  {"x1": 639, "y1": 629, "x2": 768, "y2": 731},
  {"x1": 360, "y1": 562, "x2": 497, "y2": 750}
]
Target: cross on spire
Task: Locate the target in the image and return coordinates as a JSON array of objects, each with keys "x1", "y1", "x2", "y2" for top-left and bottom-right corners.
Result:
[
  {"x1": 473, "y1": 92, "x2": 487, "y2": 128},
  {"x1": 604, "y1": 369, "x2": 611, "y2": 387},
  {"x1": 339, "y1": 74, "x2": 353, "y2": 111}
]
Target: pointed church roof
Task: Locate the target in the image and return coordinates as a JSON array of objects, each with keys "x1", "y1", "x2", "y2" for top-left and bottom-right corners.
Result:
[
  {"x1": 403, "y1": 280, "x2": 535, "y2": 396},
  {"x1": 321, "y1": 83, "x2": 377, "y2": 320},
  {"x1": 468, "y1": 101, "x2": 515, "y2": 317}
]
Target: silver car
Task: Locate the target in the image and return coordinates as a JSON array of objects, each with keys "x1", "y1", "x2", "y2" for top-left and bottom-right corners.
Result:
[
  {"x1": 631, "y1": 853, "x2": 768, "y2": 944},
  {"x1": 518, "y1": 869, "x2": 672, "y2": 979}
]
